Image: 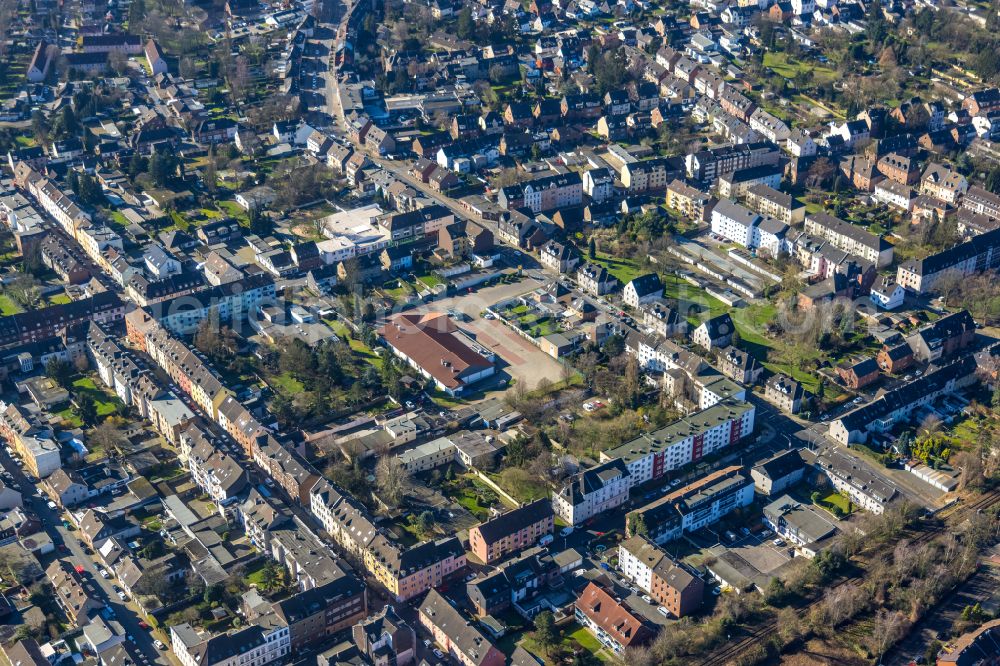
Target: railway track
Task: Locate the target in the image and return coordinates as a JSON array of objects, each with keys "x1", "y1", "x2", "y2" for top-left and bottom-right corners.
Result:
[{"x1": 698, "y1": 488, "x2": 1000, "y2": 666}]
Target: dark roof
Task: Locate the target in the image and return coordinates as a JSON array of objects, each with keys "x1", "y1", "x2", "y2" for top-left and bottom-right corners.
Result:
[
  {"x1": 473, "y1": 498, "x2": 553, "y2": 544},
  {"x1": 900, "y1": 227, "x2": 1000, "y2": 277},
  {"x1": 882, "y1": 342, "x2": 913, "y2": 361},
  {"x1": 837, "y1": 355, "x2": 977, "y2": 433},
  {"x1": 272, "y1": 574, "x2": 364, "y2": 623},
  {"x1": 626, "y1": 273, "x2": 663, "y2": 297},
  {"x1": 752, "y1": 448, "x2": 805, "y2": 482},
  {"x1": 699, "y1": 313, "x2": 735, "y2": 341},
  {"x1": 846, "y1": 357, "x2": 879, "y2": 377}
]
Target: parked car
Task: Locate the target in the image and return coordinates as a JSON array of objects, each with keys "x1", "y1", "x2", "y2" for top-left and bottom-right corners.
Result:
[
  {"x1": 433, "y1": 649, "x2": 445, "y2": 660},
  {"x1": 641, "y1": 595, "x2": 652, "y2": 603},
  {"x1": 46, "y1": 500, "x2": 57, "y2": 510},
  {"x1": 98, "y1": 568, "x2": 110, "y2": 579},
  {"x1": 657, "y1": 606, "x2": 669, "y2": 617},
  {"x1": 154, "y1": 641, "x2": 166, "y2": 650}
]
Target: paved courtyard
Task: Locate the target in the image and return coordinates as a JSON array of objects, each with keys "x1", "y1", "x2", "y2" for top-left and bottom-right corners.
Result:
[{"x1": 460, "y1": 315, "x2": 568, "y2": 391}]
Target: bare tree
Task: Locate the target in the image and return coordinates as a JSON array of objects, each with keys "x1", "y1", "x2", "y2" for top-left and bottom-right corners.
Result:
[
  {"x1": 375, "y1": 457, "x2": 412, "y2": 509},
  {"x1": 90, "y1": 419, "x2": 127, "y2": 455},
  {"x1": 866, "y1": 609, "x2": 908, "y2": 662}
]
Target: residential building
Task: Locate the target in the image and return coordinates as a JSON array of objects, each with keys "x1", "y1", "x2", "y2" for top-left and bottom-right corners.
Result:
[
  {"x1": 538, "y1": 240, "x2": 580, "y2": 274},
  {"x1": 873, "y1": 179, "x2": 916, "y2": 212},
  {"x1": 764, "y1": 374, "x2": 804, "y2": 414},
  {"x1": 829, "y1": 354, "x2": 983, "y2": 445},
  {"x1": 870, "y1": 277, "x2": 905, "y2": 310},
  {"x1": 618, "y1": 536, "x2": 703, "y2": 617},
  {"x1": 574, "y1": 582, "x2": 654, "y2": 654},
  {"x1": 717, "y1": 165, "x2": 783, "y2": 199},
  {"x1": 46, "y1": 559, "x2": 103, "y2": 627},
  {"x1": 665, "y1": 180, "x2": 713, "y2": 222},
  {"x1": 468, "y1": 499, "x2": 554, "y2": 564},
  {"x1": 271, "y1": 576, "x2": 367, "y2": 653},
  {"x1": 812, "y1": 449, "x2": 896, "y2": 513},
  {"x1": 639, "y1": 301, "x2": 688, "y2": 339},
  {"x1": 685, "y1": 142, "x2": 780, "y2": 183},
  {"x1": 350, "y1": 606, "x2": 416, "y2": 666},
  {"x1": 876, "y1": 152, "x2": 921, "y2": 186},
  {"x1": 582, "y1": 168, "x2": 615, "y2": 203},
  {"x1": 711, "y1": 198, "x2": 760, "y2": 248},
  {"x1": 552, "y1": 458, "x2": 631, "y2": 526},
  {"x1": 804, "y1": 212, "x2": 894, "y2": 268},
  {"x1": 576, "y1": 263, "x2": 618, "y2": 296},
  {"x1": 621, "y1": 158, "x2": 679, "y2": 192},
  {"x1": 896, "y1": 227, "x2": 1000, "y2": 294},
  {"x1": 744, "y1": 183, "x2": 804, "y2": 225},
  {"x1": 691, "y1": 313, "x2": 735, "y2": 350},
  {"x1": 625, "y1": 466, "x2": 754, "y2": 544},
  {"x1": 364, "y1": 536, "x2": 466, "y2": 602},
  {"x1": 877, "y1": 342, "x2": 914, "y2": 375},
  {"x1": 750, "y1": 449, "x2": 806, "y2": 496},
  {"x1": 718, "y1": 346, "x2": 763, "y2": 385},
  {"x1": 171, "y1": 621, "x2": 290, "y2": 666},
  {"x1": 935, "y1": 619, "x2": 1000, "y2": 666},
  {"x1": 600, "y1": 401, "x2": 755, "y2": 486},
  {"x1": 498, "y1": 173, "x2": 583, "y2": 213},
  {"x1": 905, "y1": 310, "x2": 976, "y2": 363},
  {"x1": 763, "y1": 495, "x2": 837, "y2": 557},
  {"x1": 961, "y1": 186, "x2": 1000, "y2": 220},
  {"x1": 418, "y1": 590, "x2": 504, "y2": 666},
  {"x1": 837, "y1": 357, "x2": 880, "y2": 390},
  {"x1": 623, "y1": 274, "x2": 663, "y2": 308},
  {"x1": 466, "y1": 548, "x2": 557, "y2": 618},
  {"x1": 920, "y1": 164, "x2": 968, "y2": 204}
]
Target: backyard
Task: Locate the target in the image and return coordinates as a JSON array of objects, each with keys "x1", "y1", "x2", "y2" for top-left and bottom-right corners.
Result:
[
  {"x1": 440, "y1": 473, "x2": 507, "y2": 520},
  {"x1": 505, "y1": 304, "x2": 562, "y2": 338},
  {"x1": 814, "y1": 491, "x2": 854, "y2": 518},
  {"x1": 72, "y1": 377, "x2": 124, "y2": 417},
  {"x1": 0, "y1": 294, "x2": 22, "y2": 315},
  {"x1": 588, "y1": 251, "x2": 645, "y2": 285}
]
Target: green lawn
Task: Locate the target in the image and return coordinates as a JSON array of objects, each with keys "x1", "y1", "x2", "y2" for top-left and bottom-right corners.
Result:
[
  {"x1": 55, "y1": 408, "x2": 83, "y2": 428},
  {"x1": 48, "y1": 293, "x2": 72, "y2": 306},
  {"x1": 816, "y1": 491, "x2": 854, "y2": 516},
  {"x1": 217, "y1": 200, "x2": 248, "y2": 221},
  {"x1": 564, "y1": 626, "x2": 611, "y2": 662},
  {"x1": 72, "y1": 377, "x2": 122, "y2": 416},
  {"x1": 244, "y1": 560, "x2": 270, "y2": 587},
  {"x1": 589, "y1": 252, "x2": 645, "y2": 284},
  {"x1": 763, "y1": 52, "x2": 838, "y2": 84},
  {"x1": 0, "y1": 294, "x2": 23, "y2": 316},
  {"x1": 661, "y1": 274, "x2": 730, "y2": 326},
  {"x1": 416, "y1": 274, "x2": 444, "y2": 289},
  {"x1": 270, "y1": 372, "x2": 304, "y2": 396},
  {"x1": 328, "y1": 320, "x2": 383, "y2": 367}
]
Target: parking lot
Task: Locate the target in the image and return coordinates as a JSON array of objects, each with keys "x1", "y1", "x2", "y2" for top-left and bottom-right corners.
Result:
[
  {"x1": 687, "y1": 526, "x2": 797, "y2": 583},
  {"x1": 460, "y1": 316, "x2": 568, "y2": 392}
]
